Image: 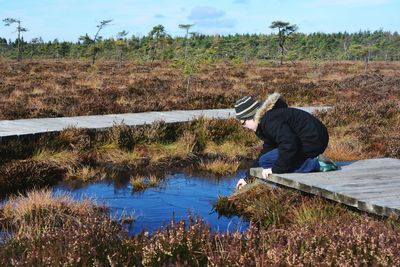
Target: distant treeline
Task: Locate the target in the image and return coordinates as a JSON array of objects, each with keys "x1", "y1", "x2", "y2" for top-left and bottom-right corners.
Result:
[{"x1": 0, "y1": 30, "x2": 399, "y2": 61}]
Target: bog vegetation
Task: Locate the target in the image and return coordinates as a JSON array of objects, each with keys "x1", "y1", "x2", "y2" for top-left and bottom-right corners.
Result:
[{"x1": 0, "y1": 46, "x2": 399, "y2": 265}]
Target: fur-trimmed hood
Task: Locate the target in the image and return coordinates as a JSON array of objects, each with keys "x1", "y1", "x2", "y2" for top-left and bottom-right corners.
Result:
[{"x1": 254, "y1": 92, "x2": 287, "y2": 124}]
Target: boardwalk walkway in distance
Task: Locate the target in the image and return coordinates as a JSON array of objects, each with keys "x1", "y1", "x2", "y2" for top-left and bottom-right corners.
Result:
[
  {"x1": 0, "y1": 107, "x2": 329, "y2": 139},
  {"x1": 250, "y1": 158, "x2": 400, "y2": 217}
]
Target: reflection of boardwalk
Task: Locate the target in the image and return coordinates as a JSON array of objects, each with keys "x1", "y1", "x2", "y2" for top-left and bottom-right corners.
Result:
[
  {"x1": 0, "y1": 107, "x2": 329, "y2": 138},
  {"x1": 250, "y1": 158, "x2": 400, "y2": 217}
]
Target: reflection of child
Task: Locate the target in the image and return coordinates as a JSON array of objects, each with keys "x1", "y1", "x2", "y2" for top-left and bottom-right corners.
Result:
[{"x1": 234, "y1": 93, "x2": 337, "y2": 190}]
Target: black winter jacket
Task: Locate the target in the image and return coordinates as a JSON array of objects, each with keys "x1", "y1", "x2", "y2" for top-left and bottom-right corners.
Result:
[{"x1": 254, "y1": 93, "x2": 329, "y2": 173}]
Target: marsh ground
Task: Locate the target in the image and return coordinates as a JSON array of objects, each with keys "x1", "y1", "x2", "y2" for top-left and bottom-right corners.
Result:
[
  {"x1": 0, "y1": 59, "x2": 399, "y2": 266},
  {"x1": 1, "y1": 60, "x2": 399, "y2": 119}
]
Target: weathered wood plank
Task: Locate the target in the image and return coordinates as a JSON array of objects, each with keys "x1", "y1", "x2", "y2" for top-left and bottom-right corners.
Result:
[
  {"x1": 0, "y1": 107, "x2": 329, "y2": 139},
  {"x1": 332, "y1": 183, "x2": 400, "y2": 194},
  {"x1": 264, "y1": 164, "x2": 400, "y2": 188},
  {"x1": 352, "y1": 191, "x2": 400, "y2": 200},
  {"x1": 250, "y1": 158, "x2": 400, "y2": 217}
]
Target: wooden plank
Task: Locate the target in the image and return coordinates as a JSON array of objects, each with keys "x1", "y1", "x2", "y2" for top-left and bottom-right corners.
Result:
[
  {"x1": 250, "y1": 159, "x2": 400, "y2": 185},
  {"x1": 326, "y1": 185, "x2": 400, "y2": 195},
  {"x1": 353, "y1": 194, "x2": 400, "y2": 202},
  {"x1": 327, "y1": 180, "x2": 400, "y2": 192},
  {"x1": 0, "y1": 106, "x2": 329, "y2": 139},
  {"x1": 250, "y1": 158, "x2": 400, "y2": 217},
  {"x1": 295, "y1": 175, "x2": 400, "y2": 189},
  {"x1": 270, "y1": 165, "x2": 400, "y2": 187},
  {"x1": 264, "y1": 173, "x2": 400, "y2": 216}
]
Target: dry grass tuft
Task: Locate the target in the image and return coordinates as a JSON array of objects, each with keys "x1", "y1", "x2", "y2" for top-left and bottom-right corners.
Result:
[
  {"x1": 148, "y1": 174, "x2": 159, "y2": 187},
  {"x1": 0, "y1": 189, "x2": 99, "y2": 237},
  {"x1": 130, "y1": 174, "x2": 160, "y2": 192},
  {"x1": 65, "y1": 166, "x2": 107, "y2": 182},
  {"x1": 198, "y1": 159, "x2": 240, "y2": 175},
  {"x1": 130, "y1": 175, "x2": 146, "y2": 191},
  {"x1": 175, "y1": 131, "x2": 197, "y2": 155},
  {"x1": 32, "y1": 149, "x2": 80, "y2": 166}
]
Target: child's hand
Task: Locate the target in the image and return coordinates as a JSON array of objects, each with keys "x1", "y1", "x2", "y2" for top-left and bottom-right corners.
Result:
[
  {"x1": 236, "y1": 178, "x2": 247, "y2": 190},
  {"x1": 262, "y1": 168, "x2": 272, "y2": 179}
]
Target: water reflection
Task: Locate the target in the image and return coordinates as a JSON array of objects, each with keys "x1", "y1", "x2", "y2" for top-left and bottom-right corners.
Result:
[{"x1": 53, "y1": 170, "x2": 249, "y2": 234}]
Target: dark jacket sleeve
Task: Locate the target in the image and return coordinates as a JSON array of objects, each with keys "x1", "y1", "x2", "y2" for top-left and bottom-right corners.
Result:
[{"x1": 269, "y1": 122, "x2": 299, "y2": 173}]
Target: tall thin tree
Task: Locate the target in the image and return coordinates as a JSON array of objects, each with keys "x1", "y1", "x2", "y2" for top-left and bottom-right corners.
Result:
[
  {"x1": 79, "y1": 19, "x2": 112, "y2": 65},
  {"x1": 116, "y1": 30, "x2": 128, "y2": 68},
  {"x1": 269, "y1": 21, "x2": 297, "y2": 65},
  {"x1": 147, "y1": 25, "x2": 168, "y2": 61},
  {"x1": 178, "y1": 24, "x2": 193, "y2": 60},
  {"x1": 29, "y1": 37, "x2": 43, "y2": 60},
  {"x1": 3, "y1": 18, "x2": 28, "y2": 61}
]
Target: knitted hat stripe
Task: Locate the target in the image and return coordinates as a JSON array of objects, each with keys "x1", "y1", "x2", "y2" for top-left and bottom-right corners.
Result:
[
  {"x1": 234, "y1": 96, "x2": 252, "y2": 108},
  {"x1": 236, "y1": 101, "x2": 259, "y2": 116}
]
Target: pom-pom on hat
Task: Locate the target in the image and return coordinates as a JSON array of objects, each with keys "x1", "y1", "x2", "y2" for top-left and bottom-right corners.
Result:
[{"x1": 234, "y1": 96, "x2": 261, "y2": 120}]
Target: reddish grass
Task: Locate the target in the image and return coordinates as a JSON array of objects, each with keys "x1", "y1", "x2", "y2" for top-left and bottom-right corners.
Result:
[
  {"x1": 1, "y1": 188, "x2": 399, "y2": 266},
  {"x1": 0, "y1": 60, "x2": 399, "y2": 265},
  {"x1": 1, "y1": 60, "x2": 399, "y2": 120}
]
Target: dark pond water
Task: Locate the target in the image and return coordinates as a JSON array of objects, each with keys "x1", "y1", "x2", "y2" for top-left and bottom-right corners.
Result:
[{"x1": 53, "y1": 170, "x2": 249, "y2": 234}]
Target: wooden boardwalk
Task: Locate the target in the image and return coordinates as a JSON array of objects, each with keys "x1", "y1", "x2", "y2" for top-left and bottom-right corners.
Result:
[
  {"x1": 250, "y1": 158, "x2": 400, "y2": 217},
  {"x1": 0, "y1": 107, "x2": 328, "y2": 139}
]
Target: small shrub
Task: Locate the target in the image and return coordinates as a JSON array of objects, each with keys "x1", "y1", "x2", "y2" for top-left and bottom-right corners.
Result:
[
  {"x1": 141, "y1": 121, "x2": 169, "y2": 143},
  {"x1": 385, "y1": 136, "x2": 400, "y2": 159},
  {"x1": 207, "y1": 118, "x2": 242, "y2": 144},
  {"x1": 117, "y1": 124, "x2": 136, "y2": 151},
  {"x1": 188, "y1": 117, "x2": 209, "y2": 152},
  {"x1": 176, "y1": 131, "x2": 197, "y2": 155},
  {"x1": 58, "y1": 127, "x2": 92, "y2": 150}
]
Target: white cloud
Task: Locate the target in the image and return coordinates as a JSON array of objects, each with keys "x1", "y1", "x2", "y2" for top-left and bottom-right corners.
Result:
[
  {"x1": 186, "y1": 6, "x2": 236, "y2": 31},
  {"x1": 188, "y1": 6, "x2": 225, "y2": 20}
]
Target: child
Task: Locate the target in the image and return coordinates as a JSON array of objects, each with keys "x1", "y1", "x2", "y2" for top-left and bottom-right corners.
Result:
[{"x1": 235, "y1": 92, "x2": 337, "y2": 189}]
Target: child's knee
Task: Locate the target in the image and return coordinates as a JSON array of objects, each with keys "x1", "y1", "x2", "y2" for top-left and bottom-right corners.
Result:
[{"x1": 259, "y1": 149, "x2": 278, "y2": 168}]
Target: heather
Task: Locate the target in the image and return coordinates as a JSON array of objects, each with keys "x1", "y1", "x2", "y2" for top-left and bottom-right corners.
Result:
[
  {"x1": 1, "y1": 188, "x2": 399, "y2": 266},
  {"x1": 0, "y1": 59, "x2": 399, "y2": 265},
  {"x1": 1, "y1": 60, "x2": 399, "y2": 120}
]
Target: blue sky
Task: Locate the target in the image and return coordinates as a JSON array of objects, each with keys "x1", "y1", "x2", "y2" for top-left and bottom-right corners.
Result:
[{"x1": 0, "y1": 0, "x2": 398, "y2": 41}]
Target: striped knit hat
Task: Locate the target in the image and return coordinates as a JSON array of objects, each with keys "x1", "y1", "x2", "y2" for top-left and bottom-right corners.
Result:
[{"x1": 234, "y1": 96, "x2": 261, "y2": 120}]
